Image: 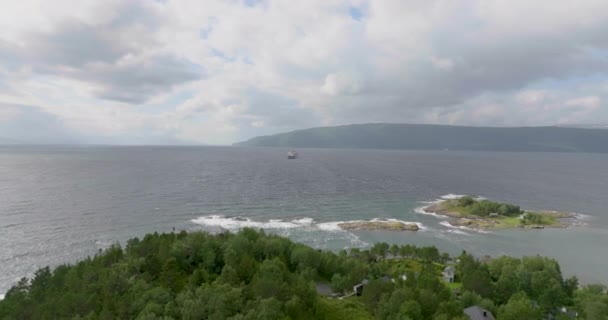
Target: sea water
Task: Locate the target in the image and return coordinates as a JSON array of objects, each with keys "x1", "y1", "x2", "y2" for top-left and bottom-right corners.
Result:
[{"x1": 1, "y1": 146, "x2": 607, "y2": 294}]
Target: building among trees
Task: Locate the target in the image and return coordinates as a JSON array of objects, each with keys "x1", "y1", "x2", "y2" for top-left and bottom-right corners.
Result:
[{"x1": 464, "y1": 305, "x2": 495, "y2": 320}]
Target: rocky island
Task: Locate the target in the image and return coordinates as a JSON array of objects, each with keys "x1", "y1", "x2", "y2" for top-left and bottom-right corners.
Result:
[
  {"x1": 338, "y1": 219, "x2": 419, "y2": 231},
  {"x1": 424, "y1": 196, "x2": 577, "y2": 230}
]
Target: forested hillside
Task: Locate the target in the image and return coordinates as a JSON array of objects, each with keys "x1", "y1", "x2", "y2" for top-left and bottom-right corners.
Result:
[
  {"x1": 1, "y1": 229, "x2": 606, "y2": 319},
  {"x1": 235, "y1": 124, "x2": 608, "y2": 153}
]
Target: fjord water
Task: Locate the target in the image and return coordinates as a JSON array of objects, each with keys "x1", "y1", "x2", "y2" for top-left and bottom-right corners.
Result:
[{"x1": 1, "y1": 146, "x2": 608, "y2": 294}]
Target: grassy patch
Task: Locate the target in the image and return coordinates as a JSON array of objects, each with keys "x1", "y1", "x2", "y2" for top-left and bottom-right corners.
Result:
[
  {"x1": 521, "y1": 212, "x2": 559, "y2": 226},
  {"x1": 317, "y1": 297, "x2": 373, "y2": 320},
  {"x1": 442, "y1": 200, "x2": 472, "y2": 216},
  {"x1": 446, "y1": 282, "x2": 463, "y2": 290},
  {"x1": 491, "y1": 216, "x2": 523, "y2": 228}
]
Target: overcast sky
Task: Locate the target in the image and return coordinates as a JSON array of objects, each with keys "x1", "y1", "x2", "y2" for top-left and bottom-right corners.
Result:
[{"x1": 0, "y1": 0, "x2": 607, "y2": 144}]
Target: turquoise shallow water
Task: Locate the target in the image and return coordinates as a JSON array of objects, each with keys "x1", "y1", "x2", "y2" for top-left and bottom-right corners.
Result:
[{"x1": 1, "y1": 146, "x2": 607, "y2": 294}]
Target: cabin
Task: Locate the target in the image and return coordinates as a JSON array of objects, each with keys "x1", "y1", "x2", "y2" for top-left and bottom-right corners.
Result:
[
  {"x1": 443, "y1": 266, "x2": 456, "y2": 283},
  {"x1": 353, "y1": 279, "x2": 369, "y2": 296},
  {"x1": 463, "y1": 305, "x2": 495, "y2": 320},
  {"x1": 354, "y1": 276, "x2": 395, "y2": 296}
]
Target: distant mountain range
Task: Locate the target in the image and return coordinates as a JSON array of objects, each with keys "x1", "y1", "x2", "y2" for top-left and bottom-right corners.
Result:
[{"x1": 234, "y1": 123, "x2": 608, "y2": 153}]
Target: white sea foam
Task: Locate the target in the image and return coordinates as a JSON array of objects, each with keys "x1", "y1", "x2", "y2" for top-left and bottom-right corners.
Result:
[
  {"x1": 317, "y1": 221, "x2": 343, "y2": 231},
  {"x1": 441, "y1": 194, "x2": 467, "y2": 200},
  {"x1": 292, "y1": 217, "x2": 315, "y2": 225},
  {"x1": 440, "y1": 194, "x2": 485, "y2": 200},
  {"x1": 564, "y1": 213, "x2": 592, "y2": 227},
  {"x1": 439, "y1": 221, "x2": 491, "y2": 234},
  {"x1": 446, "y1": 229, "x2": 470, "y2": 235},
  {"x1": 574, "y1": 213, "x2": 593, "y2": 220},
  {"x1": 439, "y1": 221, "x2": 455, "y2": 228},
  {"x1": 192, "y1": 216, "x2": 426, "y2": 232},
  {"x1": 0, "y1": 293, "x2": 4, "y2": 301},
  {"x1": 345, "y1": 232, "x2": 370, "y2": 248},
  {"x1": 192, "y1": 215, "x2": 300, "y2": 230},
  {"x1": 414, "y1": 205, "x2": 445, "y2": 219}
]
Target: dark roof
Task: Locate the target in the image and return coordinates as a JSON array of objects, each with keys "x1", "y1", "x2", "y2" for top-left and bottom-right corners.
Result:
[
  {"x1": 315, "y1": 282, "x2": 334, "y2": 296},
  {"x1": 464, "y1": 306, "x2": 496, "y2": 320}
]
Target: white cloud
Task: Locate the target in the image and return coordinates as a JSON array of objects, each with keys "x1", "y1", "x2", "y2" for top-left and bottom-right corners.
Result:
[
  {"x1": 321, "y1": 72, "x2": 364, "y2": 96},
  {"x1": 564, "y1": 96, "x2": 601, "y2": 109},
  {"x1": 0, "y1": 0, "x2": 608, "y2": 144},
  {"x1": 430, "y1": 57, "x2": 454, "y2": 71},
  {"x1": 516, "y1": 90, "x2": 548, "y2": 105}
]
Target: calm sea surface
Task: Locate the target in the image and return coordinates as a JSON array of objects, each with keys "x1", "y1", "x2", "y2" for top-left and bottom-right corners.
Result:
[{"x1": 1, "y1": 146, "x2": 608, "y2": 294}]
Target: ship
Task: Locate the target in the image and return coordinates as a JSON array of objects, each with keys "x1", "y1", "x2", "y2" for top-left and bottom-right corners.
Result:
[{"x1": 287, "y1": 151, "x2": 298, "y2": 159}]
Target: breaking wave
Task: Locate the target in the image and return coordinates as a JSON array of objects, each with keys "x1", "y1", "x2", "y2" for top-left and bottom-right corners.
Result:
[
  {"x1": 446, "y1": 229, "x2": 470, "y2": 236},
  {"x1": 191, "y1": 215, "x2": 425, "y2": 231},
  {"x1": 440, "y1": 194, "x2": 467, "y2": 200},
  {"x1": 439, "y1": 221, "x2": 491, "y2": 234},
  {"x1": 563, "y1": 212, "x2": 592, "y2": 227},
  {"x1": 192, "y1": 215, "x2": 313, "y2": 230},
  {"x1": 414, "y1": 205, "x2": 445, "y2": 219}
]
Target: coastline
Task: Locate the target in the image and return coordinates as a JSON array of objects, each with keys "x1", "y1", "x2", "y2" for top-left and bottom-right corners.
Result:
[{"x1": 422, "y1": 200, "x2": 579, "y2": 230}]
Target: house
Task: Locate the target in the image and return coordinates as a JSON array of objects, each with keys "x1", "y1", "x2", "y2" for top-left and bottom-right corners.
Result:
[
  {"x1": 464, "y1": 306, "x2": 495, "y2": 320},
  {"x1": 353, "y1": 279, "x2": 369, "y2": 296},
  {"x1": 560, "y1": 307, "x2": 578, "y2": 319},
  {"x1": 443, "y1": 266, "x2": 456, "y2": 283}
]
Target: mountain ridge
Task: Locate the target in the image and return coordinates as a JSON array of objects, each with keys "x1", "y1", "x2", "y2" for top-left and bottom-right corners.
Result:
[{"x1": 234, "y1": 123, "x2": 608, "y2": 153}]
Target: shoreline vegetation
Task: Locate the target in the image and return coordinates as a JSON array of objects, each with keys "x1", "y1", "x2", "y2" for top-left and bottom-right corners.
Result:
[
  {"x1": 424, "y1": 196, "x2": 578, "y2": 230},
  {"x1": 2, "y1": 229, "x2": 605, "y2": 319}
]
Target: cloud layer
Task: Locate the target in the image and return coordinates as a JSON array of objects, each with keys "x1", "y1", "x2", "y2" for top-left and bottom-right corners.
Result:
[{"x1": 1, "y1": 0, "x2": 608, "y2": 144}]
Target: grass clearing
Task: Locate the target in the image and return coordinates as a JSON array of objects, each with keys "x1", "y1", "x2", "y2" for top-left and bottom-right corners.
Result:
[
  {"x1": 446, "y1": 282, "x2": 463, "y2": 290},
  {"x1": 317, "y1": 296, "x2": 373, "y2": 320}
]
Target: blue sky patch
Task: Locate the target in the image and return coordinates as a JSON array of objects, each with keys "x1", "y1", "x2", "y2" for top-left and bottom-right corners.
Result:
[
  {"x1": 349, "y1": 6, "x2": 363, "y2": 21},
  {"x1": 244, "y1": 0, "x2": 263, "y2": 8}
]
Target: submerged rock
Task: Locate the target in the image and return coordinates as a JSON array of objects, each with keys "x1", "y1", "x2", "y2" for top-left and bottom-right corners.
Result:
[{"x1": 338, "y1": 220, "x2": 419, "y2": 231}]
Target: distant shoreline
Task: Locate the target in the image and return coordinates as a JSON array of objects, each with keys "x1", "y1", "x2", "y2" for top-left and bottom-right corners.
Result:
[{"x1": 235, "y1": 123, "x2": 608, "y2": 153}]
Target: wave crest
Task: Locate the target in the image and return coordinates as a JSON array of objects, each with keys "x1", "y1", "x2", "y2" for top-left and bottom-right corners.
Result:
[
  {"x1": 439, "y1": 221, "x2": 491, "y2": 234},
  {"x1": 191, "y1": 215, "x2": 425, "y2": 231}
]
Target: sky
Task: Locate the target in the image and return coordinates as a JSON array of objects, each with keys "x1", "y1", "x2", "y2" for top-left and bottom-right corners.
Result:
[{"x1": 0, "y1": 0, "x2": 608, "y2": 145}]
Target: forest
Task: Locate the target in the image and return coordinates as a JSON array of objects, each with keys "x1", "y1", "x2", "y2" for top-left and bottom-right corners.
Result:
[{"x1": 1, "y1": 229, "x2": 607, "y2": 319}]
